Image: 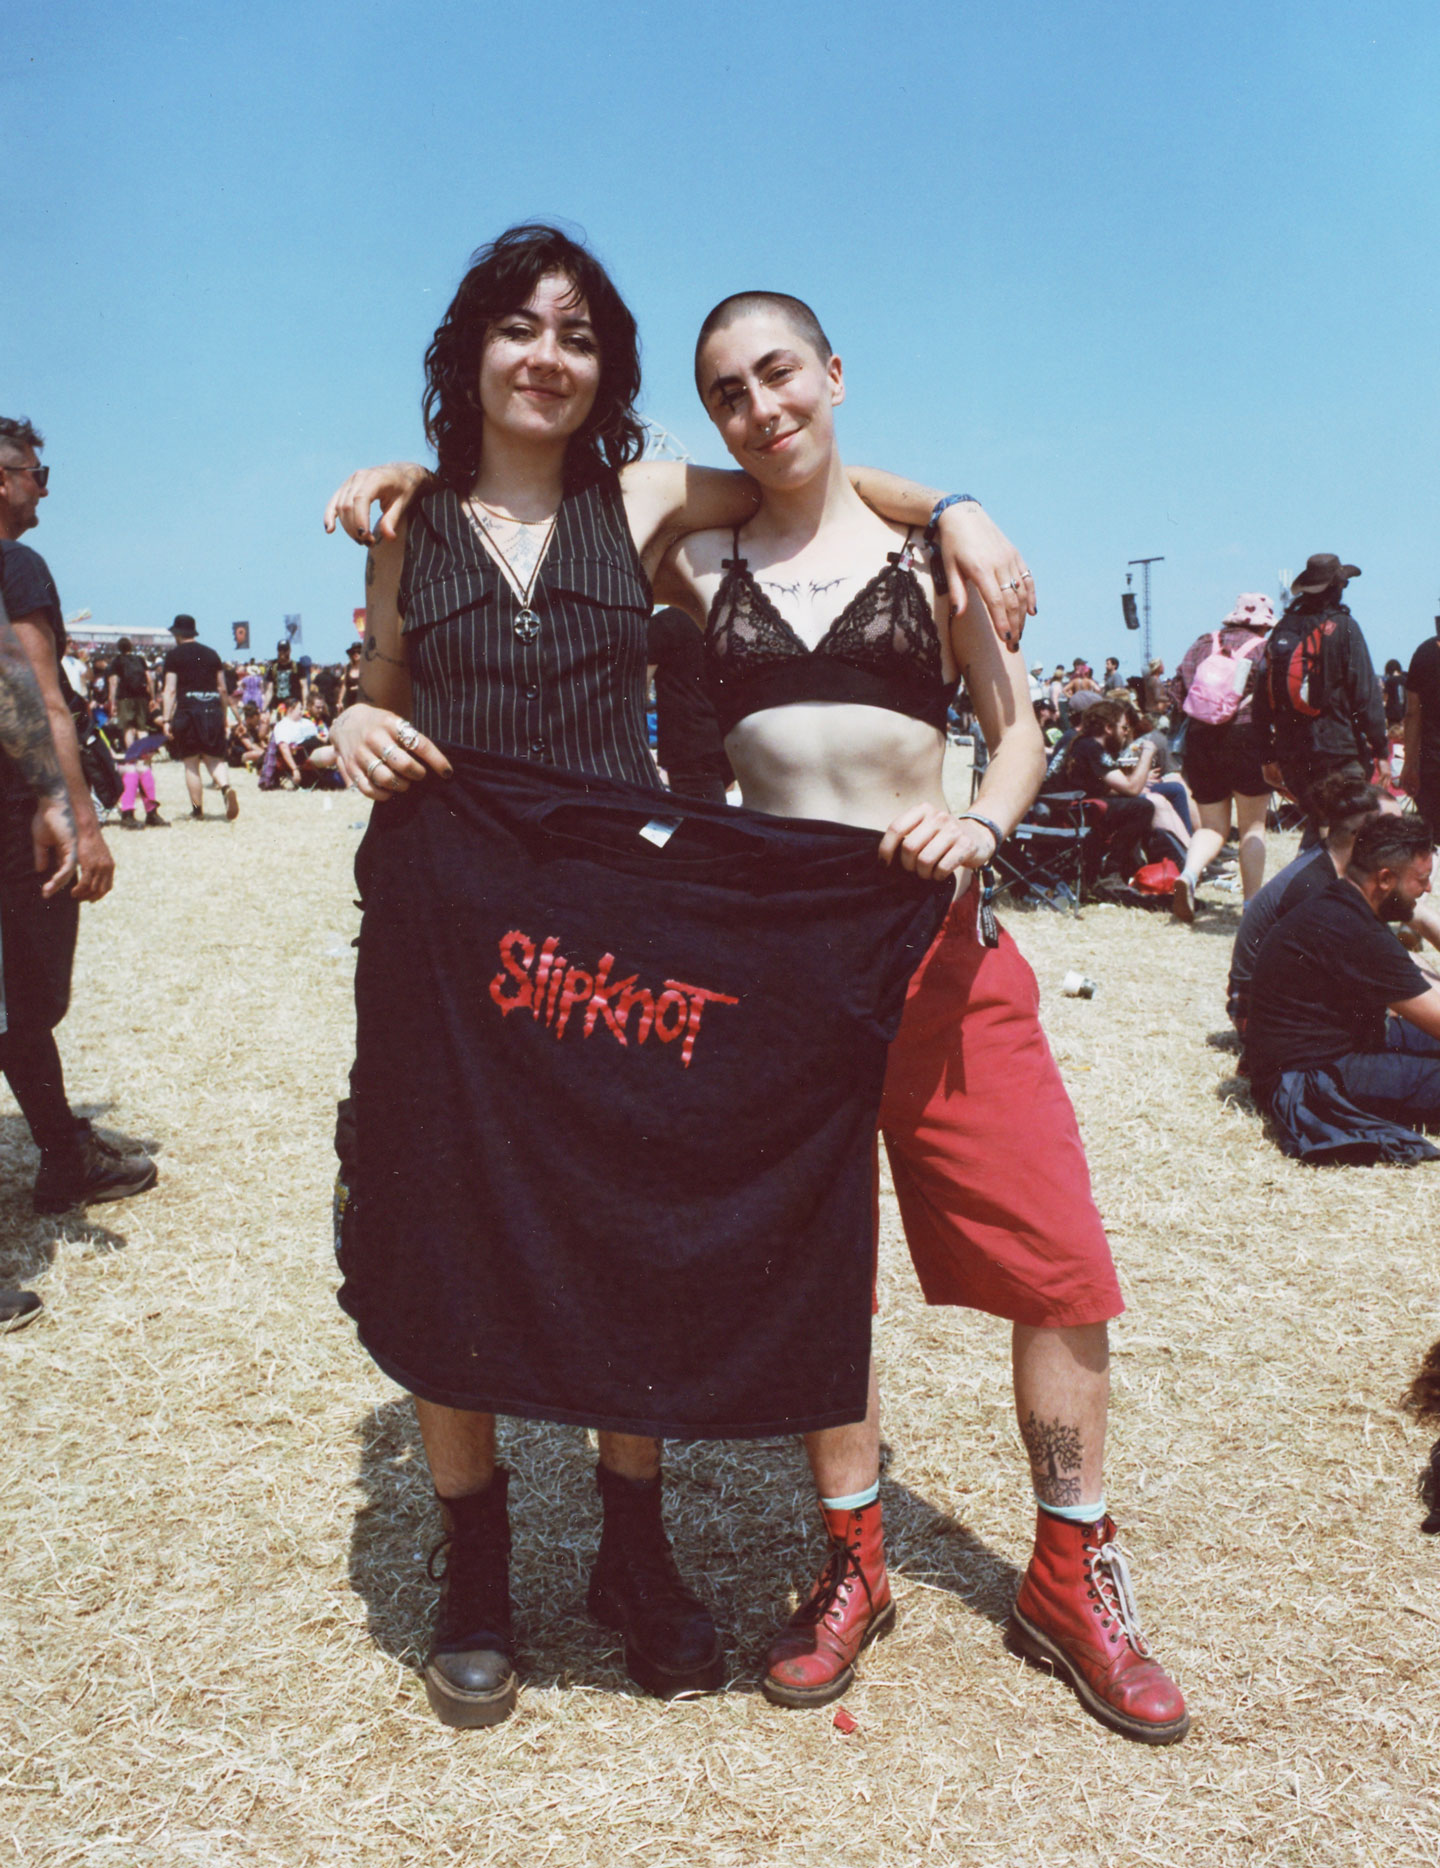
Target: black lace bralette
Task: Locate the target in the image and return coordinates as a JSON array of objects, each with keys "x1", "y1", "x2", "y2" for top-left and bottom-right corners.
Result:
[{"x1": 703, "y1": 530, "x2": 958, "y2": 738}]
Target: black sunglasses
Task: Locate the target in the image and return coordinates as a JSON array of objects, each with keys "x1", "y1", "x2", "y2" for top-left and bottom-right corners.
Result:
[{"x1": 3, "y1": 461, "x2": 49, "y2": 489}]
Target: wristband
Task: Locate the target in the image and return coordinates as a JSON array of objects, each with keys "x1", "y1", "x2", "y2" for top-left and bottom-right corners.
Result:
[
  {"x1": 924, "y1": 494, "x2": 980, "y2": 547},
  {"x1": 959, "y1": 811, "x2": 1004, "y2": 853}
]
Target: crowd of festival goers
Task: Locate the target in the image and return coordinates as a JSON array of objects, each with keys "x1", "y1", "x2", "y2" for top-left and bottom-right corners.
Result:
[
  {"x1": 62, "y1": 634, "x2": 362, "y2": 812},
  {"x1": 55, "y1": 561, "x2": 1440, "y2": 1181}
]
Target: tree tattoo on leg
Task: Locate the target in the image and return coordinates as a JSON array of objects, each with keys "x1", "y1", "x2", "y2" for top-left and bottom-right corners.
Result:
[{"x1": 1019, "y1": 1411, "x2": 1084, "y2": 1507}]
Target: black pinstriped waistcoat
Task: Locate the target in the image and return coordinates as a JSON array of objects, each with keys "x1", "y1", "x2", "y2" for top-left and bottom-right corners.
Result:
[{"x1": 397, "y1": 473, "x2": 660, "y2": 790}]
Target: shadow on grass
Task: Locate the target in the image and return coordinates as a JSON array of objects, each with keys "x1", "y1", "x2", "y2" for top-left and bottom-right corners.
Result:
[
  {"x1": 1182, "y1": 903, "x2": 1245, "y2": 936},
  {"x1": 348, "y1": 1399, "x2": 1023, "y2": 1696},
  {"x1": 0, "y1": 1109, "x2": 140, "y2": 1281}
]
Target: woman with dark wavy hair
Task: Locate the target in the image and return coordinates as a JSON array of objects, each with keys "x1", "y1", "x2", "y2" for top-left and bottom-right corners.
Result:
[
  {"x1": 323, "y1": 223, "x2": 1036, "y2": 1732},
  {"x1": 421, "y1": 222, "x2": 645, "y2": 496}
]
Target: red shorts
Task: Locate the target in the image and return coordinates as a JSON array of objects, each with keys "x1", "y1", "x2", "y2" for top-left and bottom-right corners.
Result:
[{"x1": 877, "y1": 891, "x2": 1123, "y2": 1328}]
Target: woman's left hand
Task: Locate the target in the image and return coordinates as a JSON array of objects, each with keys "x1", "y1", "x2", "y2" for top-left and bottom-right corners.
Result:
[
  {"x1": 324, "y1": 462, "x2": 431, "y2": 545},
  {"x1": 879, "y1": 804, "x2": 996, "y2": 880},
  {"x1": 933, "y1": 505, "x2": 1035, "y2": 651},
  {"x1": 332, "y1": 702, "x2": 452, "y2": 799}
]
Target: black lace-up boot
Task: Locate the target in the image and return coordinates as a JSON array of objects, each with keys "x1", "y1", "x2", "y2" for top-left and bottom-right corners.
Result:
[
  {"x1": 423, "y1": 1467, "x2": 518, "y2": 1728},
  {"x1": 586, "y1": 1462, "x2": 724, "y2": 1699}
]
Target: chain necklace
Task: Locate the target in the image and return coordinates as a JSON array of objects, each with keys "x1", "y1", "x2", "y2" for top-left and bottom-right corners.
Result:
[
  {"x1": 465, "y1": 499, "x2": 558, "y2": 644},
  {"x1": 469, "y1": 493, "x2": 557, "y2": 529}
]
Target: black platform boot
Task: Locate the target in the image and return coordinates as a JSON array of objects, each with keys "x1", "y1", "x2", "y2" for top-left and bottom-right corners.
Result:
[
  {"x1": 586, "y1": 1462, "x2": 724, "y2": 1699},
  {"x1": 423, "y1": 1467, "x2": 518, "y2": 1728}
]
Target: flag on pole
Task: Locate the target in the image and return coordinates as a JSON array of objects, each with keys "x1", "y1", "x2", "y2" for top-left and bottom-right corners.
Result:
[
  {"x1": 353, "y1": 606, "x2": 366, "y2": 636},
  {"x1": 232, "y1": 621, "x2": 250, "y2": 650},
  {"x1": 284, "y1": 613, "x2": 302, "y2": 644}
]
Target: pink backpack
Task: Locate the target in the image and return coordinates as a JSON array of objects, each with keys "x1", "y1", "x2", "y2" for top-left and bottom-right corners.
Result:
[{"x1": 1181, "y1": 632, "x2": 1264, "y2": 725}]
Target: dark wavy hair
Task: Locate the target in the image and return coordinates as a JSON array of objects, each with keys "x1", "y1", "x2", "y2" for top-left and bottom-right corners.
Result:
[
  {"x1": 422, "y1": 224, "x2": 644, "y2": 494},
  {"x1": 1348, "y1": 811, "x2": 1433, "y2": 879},
  {"x1": 0, "y1": 416, "x2": 44, "y2": 459}
]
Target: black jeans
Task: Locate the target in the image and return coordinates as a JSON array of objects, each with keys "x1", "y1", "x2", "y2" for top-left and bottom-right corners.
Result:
[{"x1": 0, "y1": 801, "x2": 79, "y2": 1154}]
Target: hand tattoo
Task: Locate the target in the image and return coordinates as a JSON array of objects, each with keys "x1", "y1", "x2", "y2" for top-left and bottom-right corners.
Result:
[{"x1": 1019, "y1": 1411, "x2": 1085, "y2": 1507}]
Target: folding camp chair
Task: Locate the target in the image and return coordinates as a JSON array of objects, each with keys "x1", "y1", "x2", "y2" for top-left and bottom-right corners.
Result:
[{"x1": 992, "y1": 789, "x2": 1100, "y2": 914}]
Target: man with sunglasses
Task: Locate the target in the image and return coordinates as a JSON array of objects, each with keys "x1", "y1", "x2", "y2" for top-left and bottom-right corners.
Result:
[{"x1": 0, "y1": 417, "x2": 156, "y2": 1212}]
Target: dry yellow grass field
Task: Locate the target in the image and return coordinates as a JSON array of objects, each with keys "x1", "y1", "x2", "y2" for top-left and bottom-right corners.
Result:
[{"x1": 4, "y1": 762, "x2": 1439, "y2": 1868}]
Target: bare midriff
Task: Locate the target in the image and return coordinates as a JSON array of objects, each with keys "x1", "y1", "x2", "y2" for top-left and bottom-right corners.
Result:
[{"x1": 726, "y1": 700, "x2": 957, "y2": 851}]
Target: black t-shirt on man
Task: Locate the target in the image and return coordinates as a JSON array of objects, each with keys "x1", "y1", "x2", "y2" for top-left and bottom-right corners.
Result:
[
  {"x1": 163, "y1": 639, "x2": 223, "y2": 706},
  {"x1": 1063, "y1": 734, "x2": 1116, "y2": 799},
  {"x1": 0, "y1": 541, "x2": 66, "y2": 807},
  {"x1": 1245, "y1": 876, "x2": 1428, "y2": 1092},
  {"x1": 1228, "y1": 845, "x2": 1334, "y2": 1007}
]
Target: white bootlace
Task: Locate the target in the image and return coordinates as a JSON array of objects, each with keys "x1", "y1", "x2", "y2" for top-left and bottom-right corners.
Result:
[{"x1": 1092, "y1": 1537, "x2": 1152, "y2": 1658}]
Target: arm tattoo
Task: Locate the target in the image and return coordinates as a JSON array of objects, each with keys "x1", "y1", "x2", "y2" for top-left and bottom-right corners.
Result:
[
  {"x1": 365, "y1": 551, "x2": 376, "y2": 588},
  {"x1": 362, "y1": 634, "x2": 406, "y2": 667},
  {"x1": 1019, "y1": 1411, "x2": 1085, "y2": 1508},
  {"x1": 0, "y1": 621, "x2": 70, "y2": 805}
]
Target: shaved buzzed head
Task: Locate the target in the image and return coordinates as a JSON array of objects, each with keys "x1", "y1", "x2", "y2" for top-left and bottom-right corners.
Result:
[{"x1": 693, "y1": 292, "x2": 833, "y2": 391}]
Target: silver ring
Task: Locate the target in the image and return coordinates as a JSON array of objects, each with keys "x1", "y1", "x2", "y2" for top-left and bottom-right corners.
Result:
[
  {"x1": 395, "y1": 720, "x2": 419, "y2": 750},
  {"x1": 1020, "y1": 571, "x2": 1034, "y2": 582},
  {"x1": 1005, "y1": 580, "x2": 1021, "y2": 591},
  {"x1": 365, "y1": 754, "x2": 385, "y2": 782}
]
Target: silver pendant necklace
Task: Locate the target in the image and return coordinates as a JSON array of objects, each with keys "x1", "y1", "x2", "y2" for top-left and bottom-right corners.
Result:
[{"x1": 466, "y1": 500, "x2": 558, "y2": 644}]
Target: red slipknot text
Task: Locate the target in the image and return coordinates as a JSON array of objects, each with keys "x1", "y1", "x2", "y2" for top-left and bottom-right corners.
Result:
[{"x1": 488, "y1": 929, "x2": 740, "y2": 1068}]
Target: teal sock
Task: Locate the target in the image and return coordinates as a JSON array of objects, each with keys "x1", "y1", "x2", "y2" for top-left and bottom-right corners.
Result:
[
  {"x1": 1037, "y1": 1496, "x2": 1106, "y2": 1525},
  {"x1": 821, "y1": 1480, "x2": 880, "y2": 1513}
]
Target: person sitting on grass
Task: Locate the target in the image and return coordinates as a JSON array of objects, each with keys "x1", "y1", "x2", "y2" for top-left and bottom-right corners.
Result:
[
  {"x1": 227, "y1": 702, "x2": 269, "y2": 772},
  {"x1": 1226, "y1": 772, "x2": 1390, "y2": 1035},
  {"x1": 263, "y1": 697, "x2": 312, "y2": 787},
  {"x1": 1061, "y1": 699, "x2": 1188, "y2": 881},
  {"x1": 1245, "y1": 813, "x2": 1440, "y2": 1163},
  {"x1": 267, "y1": 698, "x2": 340, "y2": 788}
]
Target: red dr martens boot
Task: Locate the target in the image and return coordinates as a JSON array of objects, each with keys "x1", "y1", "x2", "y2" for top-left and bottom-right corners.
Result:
[
  {"x1": 1009, "y1": 1510, "x2": 1189, "y2": 1745},
  {"x1": 763, "y1": 1496, "x2": 895, "y2": 1708}
]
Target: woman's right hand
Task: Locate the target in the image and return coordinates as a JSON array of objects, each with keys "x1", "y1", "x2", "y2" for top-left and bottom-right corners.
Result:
[
  {"x1": 332, "y1": 702, "x2": 452, "y2": 801},
  {"x1": 323, "y1": 462, "x2": 431, "y2": 545}
]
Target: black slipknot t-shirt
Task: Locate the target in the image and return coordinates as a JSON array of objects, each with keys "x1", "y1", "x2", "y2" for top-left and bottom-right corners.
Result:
[{"x1": 342, "y1": 746, "x2": 951, "y2": 1439}]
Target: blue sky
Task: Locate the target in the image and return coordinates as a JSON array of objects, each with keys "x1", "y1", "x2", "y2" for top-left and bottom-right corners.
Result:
[{"x1": 7, "y1": 0, "x2": 1438, "y2": 673}]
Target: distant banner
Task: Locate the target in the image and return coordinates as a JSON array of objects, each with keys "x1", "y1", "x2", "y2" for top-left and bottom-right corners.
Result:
[
  {"x1": 232, "y1": 621, "x2": 250, "y2": 650},
  {"x1": 353, "y1": 606, "x2": 366, "y2": 637},
  {"x1": 284, "y1": 613, "x2": 302, "y2": 644}
]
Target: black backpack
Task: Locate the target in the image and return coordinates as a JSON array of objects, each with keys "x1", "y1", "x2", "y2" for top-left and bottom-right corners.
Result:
[{"x1": 114, "y1": 652, "x2": 149, "y2": 698}]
